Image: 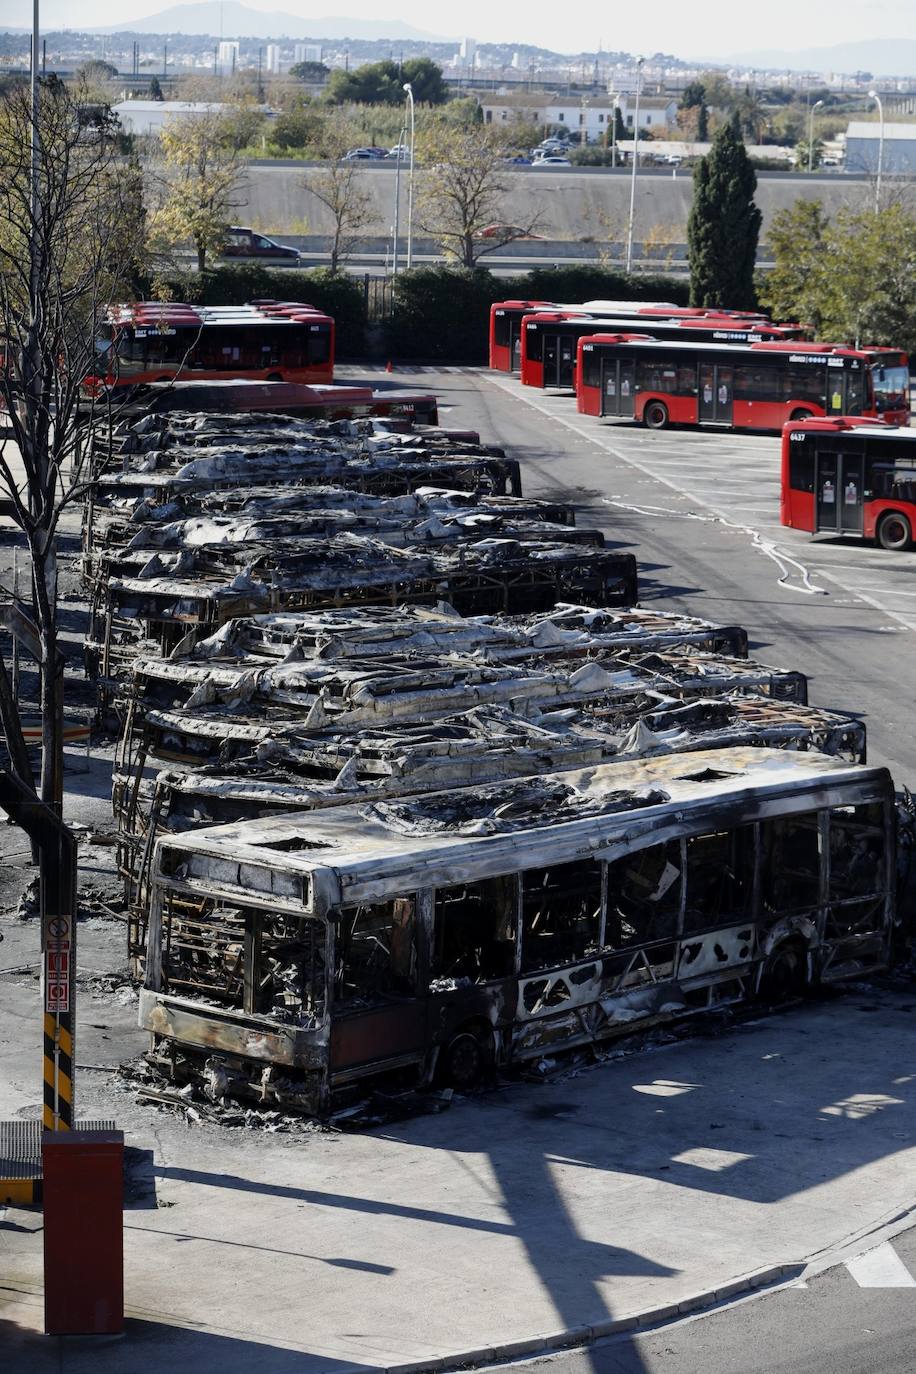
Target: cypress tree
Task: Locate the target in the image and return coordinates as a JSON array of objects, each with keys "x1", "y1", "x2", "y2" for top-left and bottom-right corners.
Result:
[{"x1": 687, "y1": 111, "x2": 762, "y2": 309}]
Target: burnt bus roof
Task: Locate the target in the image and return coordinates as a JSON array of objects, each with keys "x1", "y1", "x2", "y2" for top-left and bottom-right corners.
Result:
[{"x1": 151, "y1": 746, "x2": 892, "y2": 916}]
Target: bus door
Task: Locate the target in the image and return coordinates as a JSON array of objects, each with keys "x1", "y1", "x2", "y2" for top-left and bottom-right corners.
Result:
[
  {"x1": 542, "y1": 333, "x2": 560, "y2": 387},
  {"x1": 698, "y1": 363, "x2": 734, "y2": 423},
  {"x1": 815, "y1": 451, "x2": 864, "y2": 534},
  {"x1": 510, "y1": 323, "x2": 522, "y2": 372},
  {"x1": 558, "y1": 334, "x2": 576, "y2": 389},
  {"x1": 602, "y1": 358, "x2": 636, "y2": 418}
]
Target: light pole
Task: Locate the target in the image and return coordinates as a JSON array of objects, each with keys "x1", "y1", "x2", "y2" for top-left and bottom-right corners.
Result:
[
  {"x1": 609, "y1": 94, "x2": 619, "y2": 167},
  {"x1": 403, "y1": 82, "x2": 415, "y2": 269},
  {"x1": 392, "y1": 120, "x2": 406, "y2": 275},
  {"x1": 807, "y1": 98, "x2": 823, "y2": 172},
  {"x1": 625, "y1": 57, "x2": 644, "y2": 274},
  {"x1": 868, "y1": 89, "x2": 884, "y2": 211}
]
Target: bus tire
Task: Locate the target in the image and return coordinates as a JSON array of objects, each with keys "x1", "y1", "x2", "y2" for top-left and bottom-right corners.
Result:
[
  {"x1": 789, "y1": 408, "x2": 813, "y2": 422},
  {"x1": 643, "y1": 401, "x2": 669, "y2": 430},
  {"x1": 266, "y1": 372, "x2": 283, "y2": 382},
  {"x1": 877, "y1": 511, "x2": 912, "y2": 551},
  {"x1": 441, "y1": 1023, "x2": 492, "y2": 1089},
  {"x1": 759, "y1": 940, "x2": 809, "y2": 1004}
]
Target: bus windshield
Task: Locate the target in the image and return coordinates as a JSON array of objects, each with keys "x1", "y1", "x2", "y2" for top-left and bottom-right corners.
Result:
[{"x1": 872, "y1": 365, "x2": 910, "y2": 413}]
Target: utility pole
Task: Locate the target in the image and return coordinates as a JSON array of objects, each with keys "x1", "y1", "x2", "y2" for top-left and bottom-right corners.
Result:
[
  {"x1": 162, "y1": 39, "x2": 167, "y2": 78},
  {"x1": 403, "y1": 82, "x2": 415, "y2": 269},
  {"x1": 625, "y1": 57, "x2": 644, "y2": 273},
  {"x1": 257, "y1": 46, "x2": 264, "y2": 101},
  {"x1": 868, "y1": 89, "x2": 885, "y2": 211}
]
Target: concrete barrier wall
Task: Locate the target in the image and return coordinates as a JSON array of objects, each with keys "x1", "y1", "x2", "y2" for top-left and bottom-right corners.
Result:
[{"x1": 230, "y1": 163, "x2": 877, "y2": 249}]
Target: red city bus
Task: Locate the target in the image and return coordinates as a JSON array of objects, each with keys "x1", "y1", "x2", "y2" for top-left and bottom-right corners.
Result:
[
  {"x1": 521, "y1": 312, "x2": 806, "y2": 390},
  {"x1": 488, "y1": 298, "x2": 774, "y2": 373},
  {"x1": 93, "y1": 300, "x2": 335, "y2": 390},
  {"x1": 781, "y1": 419, "x2": 916, "y2": 550},
  {"x1": 576, "y1": 335, "x2": 910, "y2": 431}
]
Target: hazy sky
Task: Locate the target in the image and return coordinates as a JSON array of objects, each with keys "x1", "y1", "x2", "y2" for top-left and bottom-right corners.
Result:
[{"x1": 5, "y1": 0, "x2": 916, "y2": 61}]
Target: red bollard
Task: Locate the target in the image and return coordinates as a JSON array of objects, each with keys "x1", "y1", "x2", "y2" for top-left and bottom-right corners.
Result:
[{"x1": 42, "y1": 1129, "x2": 124, "y2": 1335}]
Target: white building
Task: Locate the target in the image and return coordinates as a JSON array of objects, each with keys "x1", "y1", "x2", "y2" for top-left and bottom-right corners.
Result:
[
  {"x1": 294, "y1": 43, "x2": 322, "y2": 64},
  {"x1": 845, "y1": 120, "x2": 916, "y2": 174},
  {"x1": 460, "y1": 38, "x2": 477, "y2": 68},
  {"x1": 217, "y1": 40, "x2": 239, "y2": 76},
  {"x1": 113, "y1": 100, "x2": 228, "y2": 137},
  {"x1": 266, "y1": 44, "x2": 281, "y2": 74},
  {"x1": 479, "y1": 93, "x2": 678, "y2": 143}
]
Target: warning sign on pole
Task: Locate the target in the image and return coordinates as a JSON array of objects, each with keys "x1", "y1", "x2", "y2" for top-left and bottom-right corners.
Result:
[{"x1": 44, "y1": 915, "x2": 71, "y2": 1015}]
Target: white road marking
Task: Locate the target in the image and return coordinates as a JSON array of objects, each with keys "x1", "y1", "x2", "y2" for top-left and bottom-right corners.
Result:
[{"x1": 845, "y1": 1242, "x2": 916, "y2": 1288}]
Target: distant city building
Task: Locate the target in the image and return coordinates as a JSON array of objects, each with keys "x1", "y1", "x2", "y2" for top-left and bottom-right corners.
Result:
[
  {"x1": 294, "y1": 43, "x2": 323, "y2": 64},
  {"x1": 845, "y1": 120, "x2": 916, "y2": 174},
  {"x1": 217, "y1": 40, "x2": 239, "y2": 76},
  {"x1": 460, "y1": 37, "x2": 477, "y2": 68},
  {"x1": 266, "y1": 43, "x2": 281, "y2": 74}
]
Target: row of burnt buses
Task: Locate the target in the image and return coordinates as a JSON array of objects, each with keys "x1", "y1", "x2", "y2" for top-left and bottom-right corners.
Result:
[
  {"x1": 491, "y1": 297, "x2": 916, "y2": 550},
  {"x1": 88, "y1": 297, "x2": 900, "y2": 1118}
]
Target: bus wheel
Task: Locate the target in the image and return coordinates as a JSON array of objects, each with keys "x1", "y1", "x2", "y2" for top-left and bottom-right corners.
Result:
[
  {"x1": 643, "y1": 401, "x2": 669, "y2": 430},
  {"x1": 789, "y1": 408, "x2": 813, "y2": 422},
  {"x1": 877, "y1": 511, "x2": 912, "y2": 551},
  {"x1": 441, "y1": 1024, "x2": 491, "y2": 1089},
  {"x1": 266, "y1": 372, "x2": 283, "y2": 382},
  {"x1": 760, "y1": 940, "x2": 808, "y2": 1004}
]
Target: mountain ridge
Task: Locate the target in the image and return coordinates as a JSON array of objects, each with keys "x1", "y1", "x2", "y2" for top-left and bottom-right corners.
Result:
[{"x1": 83, "y1": 1, "x2": 450, "y2": 41}]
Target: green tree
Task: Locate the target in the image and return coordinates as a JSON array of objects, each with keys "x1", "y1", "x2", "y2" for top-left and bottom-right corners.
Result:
[
  {"x1": 289, "y1": 61, "x2": 330, "y2": 82},
  {"x1": 302, "y1": 117, "x2": 375, "y2": 272},
  {"x1": 759, "y1": 199, "x2": 829, "y2": 330},
  {"x1": 400, "y1": 58, "x2": 447, "y2": 105},
  {"x1": 271, "y1": 106, "x2": 324, "y2": 151},
  {"x1": 680, "y1": 83, "x2": 709, "y2": 140},
  {"x1": 148, "y1": 75, "x2": 164, "y2": 101},
  {"x1": 687, "y1": 112, "x2": 761, "y2": 308},
  {"x1": 149, "y1": 112, "x2": 245, "y2": 271}
]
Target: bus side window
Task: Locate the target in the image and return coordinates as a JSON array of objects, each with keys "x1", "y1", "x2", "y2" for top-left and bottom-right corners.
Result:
[
  {"x1": 761, "y1": 816, "x2": 821, "y2": 916},
  {"x1": 308, "y1": 330, "x2": 331, "y2": 366},
  {"x1": 683, "y1": 828, "x2": 754, "y2": 935},
  {"x1": 827, "y1": 804, "x2": 886, "y2": 935},
  {"x1": 520, "y1": 860, "x2": 602, "y2": 972},
  {"x1": 581, "y1": 350, "x2": 601, "y2": 388},
  {"x1": 432, "y1": 877, "x2": 517, "y2": 984},
  {"x1": 335, "y1": 898, "x2": 418, "y2": 1003},
  {"x1": 789, "y1": 439, "x2": 815, "y2": 493},
  {"x1": 605, "y1": 840, "x2": 681, "y2": 947}
]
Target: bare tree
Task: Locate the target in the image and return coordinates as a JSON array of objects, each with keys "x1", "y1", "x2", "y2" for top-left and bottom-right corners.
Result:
[
  {"x1": 302, "y1": 118, "x2": 374, "y2": 273},
  {"x1": 0, "y1": 79, "x2": 144, "y2": 806},
  {"x1": 416, "y1": 123, "x2": 543, "y2": 268}
]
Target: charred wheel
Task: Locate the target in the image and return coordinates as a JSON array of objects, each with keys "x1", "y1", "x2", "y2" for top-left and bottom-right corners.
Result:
[
  {"x1": 441, "y1": 1023, "x2": 493, "y2": 1089},
  {"x1": 760, "y1": 941, "x2": 809, "y2": 1003}
]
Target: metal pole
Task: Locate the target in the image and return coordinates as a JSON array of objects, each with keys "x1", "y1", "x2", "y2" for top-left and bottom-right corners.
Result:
[
  {"x1": 868, "y1": 90, "x2": 884, "y2": 211},
  {"x1": 403, "y1": 83, "x2": 415, "y2": 270},
  {"x1": 610, "y1": 96, "x2": 617, "y2": 167},
  {"x1": 808, "y1": 99, "x2": 823, "y2": 172},
  {"x1": 392, "y1": 122, "x2": 405, "y2": 275},
  {"x1": 625, "y1": 58, "x2": 644, "y2": 274}
]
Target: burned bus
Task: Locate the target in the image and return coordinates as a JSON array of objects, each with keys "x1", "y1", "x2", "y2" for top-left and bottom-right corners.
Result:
[{"x1": 140, "y1": 747, "x2": 895, "y2": 1114}]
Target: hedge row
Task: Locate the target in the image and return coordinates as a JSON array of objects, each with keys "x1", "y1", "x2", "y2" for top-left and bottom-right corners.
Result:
[{"x1": 139, "y1": 263, "x2": 690, "y2": 365}]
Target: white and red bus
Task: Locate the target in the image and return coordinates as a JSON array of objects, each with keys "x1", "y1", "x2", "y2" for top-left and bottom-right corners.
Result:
[
  {"x1": 576, "y1": 335, "x2": 910, "y2": 431},
  {"x1": 93, "y1": 300, "x2": 335, "y2": 390},
  {"x1": 488, "y1": 299, "x2": 772, "y2": 373},
  {"x1": 521, "y1": 312, "x2": 806, "y2": 390},
  {"x1": 781, "y1": 419, "x2": 916, "y2": 550}
]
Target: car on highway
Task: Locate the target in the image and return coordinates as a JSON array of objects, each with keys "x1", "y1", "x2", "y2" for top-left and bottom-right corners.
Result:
[
  {"x1": 502, "y1": 154, "x2": 533, "y2": 165},
  {"x1": 531, "y1": 155, "x2": 572, "y2": 167},
  {"x1": 344, "y1": 148, "x2": 382, "y2": 160},
  {"x1": 387, "y1": 144, "x2": 411, "y2": 160},
  {"x1": 220, "y1": 227, "x2": 301, "y2": 262}
]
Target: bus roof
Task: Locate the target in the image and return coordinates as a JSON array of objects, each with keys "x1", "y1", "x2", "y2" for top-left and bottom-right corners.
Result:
[
  {"x1": 578, "y1": 334, "x2": 902, "y2": 360},
  {"x1": 107, "y1": 300, "x2": 333, "y2": 328},
  {"x1": 787, "y1": 419, "x2": 916, "y2": 441},
  {"x1": 155, "y1": 746, "x2": 890, "y2": 912}
]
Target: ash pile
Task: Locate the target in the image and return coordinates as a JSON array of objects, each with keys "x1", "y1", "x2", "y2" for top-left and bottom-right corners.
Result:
[{"x1": 84, "y1": 408, "x2": 885, "y2": 1122}]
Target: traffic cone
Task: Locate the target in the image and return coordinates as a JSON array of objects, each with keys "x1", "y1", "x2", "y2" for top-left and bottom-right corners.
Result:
[{"x1": 385, "y1": 360, "x2": 394, "y2": 373}]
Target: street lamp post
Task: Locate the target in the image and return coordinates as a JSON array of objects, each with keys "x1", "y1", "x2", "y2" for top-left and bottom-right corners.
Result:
[
  {"x1": 609, "y1": 94, "x2": 619, "y2": 167},
  {"x1": 807, "y1": 98, "x2": 823, "y2": 172},
  {"x1": 403, "y1": 82, "x2": 416, "y2": 269},
  {"x1": 868, "y1": 89, "x2": 884, "y2": 211},
  {"x1": 392, "y1": 120, "x2": 406, "y2": 275},
  {"x1": 625, "y1": 57, "x2": 644, "y2": 274}
]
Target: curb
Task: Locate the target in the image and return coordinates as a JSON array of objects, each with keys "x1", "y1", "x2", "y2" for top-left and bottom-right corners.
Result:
[{"x1": 382, "y1": 1261, "x2": 802, "y2": 1374}]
